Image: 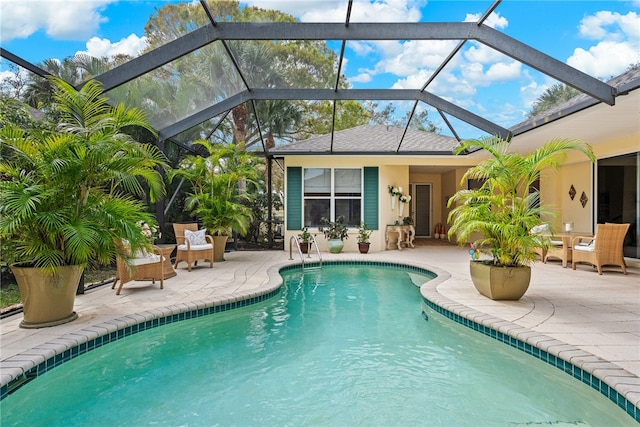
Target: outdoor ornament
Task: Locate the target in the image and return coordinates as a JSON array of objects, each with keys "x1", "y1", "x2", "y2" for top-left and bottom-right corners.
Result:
[{"x1": 469, "y1": 243, "x2": 480, "y2": 259}]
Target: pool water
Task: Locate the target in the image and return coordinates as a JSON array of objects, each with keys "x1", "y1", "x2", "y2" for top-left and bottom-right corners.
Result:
[{"x1": 0, "y1": 263, "x2": 632, "y2": 426}]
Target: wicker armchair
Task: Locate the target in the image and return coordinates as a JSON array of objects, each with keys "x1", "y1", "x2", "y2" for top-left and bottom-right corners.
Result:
[
  {"x1": 112, "y1": 240, "x2": 164, "y2": 295},
  {"x1": 571, "y1": 223, "x2": 630, "y2": 274},
  {"x1": 173, "y1": 223, "x2": 214, "y2": 271},
  {"x1": 544, "y1": 235, "x2": 572, "y2": 268}
]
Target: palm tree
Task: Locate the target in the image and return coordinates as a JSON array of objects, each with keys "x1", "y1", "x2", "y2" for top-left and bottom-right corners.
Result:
[
  {"x1": 527, "y1": 84, "x2": 580, "y2": 118},
  {"x1": 447, "y1": 136, "x2": 595, "y2": 267},
  {"x1": 22, "y1": 58, "x2": 85, "y2": 109},
  {"x1": 255, "y1": 99, "x2": 302, "y2": 149},
  {"x1": 169, "y1": 140, "x2": 262, "y2": 236},
  {"x1": 0, "y1": 77, "x2": 168, "y2": 271}
]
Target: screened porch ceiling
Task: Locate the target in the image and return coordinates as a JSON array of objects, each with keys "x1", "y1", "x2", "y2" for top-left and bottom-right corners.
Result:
[{"x1": 1, "y1": 0, "x2": 633, "y2": 159}]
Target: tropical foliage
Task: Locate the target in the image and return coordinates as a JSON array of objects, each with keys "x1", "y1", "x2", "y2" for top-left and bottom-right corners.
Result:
[
  {"x1": 527, "y1": 84, "x2": 580, "y2": 118},
  {"x1": 447, "y1": 136, "x2": 595, "y2": 267},
  {"x1": 319, "y1": 216, "x2": 349, "y2": 241},
  {"x1": 0, "y1": 77, "x2": 167, "y2": 272},
  {"x1": 357, "y1": 222, "x2": 372, "y2": 243},
  {"x1": 170, "y1": 140, "x2": 262, "y2": 236}
]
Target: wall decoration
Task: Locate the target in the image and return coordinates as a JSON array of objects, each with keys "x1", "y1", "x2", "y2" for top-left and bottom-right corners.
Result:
[
  {"x1": 580, "y1": 191, "x2": 588, "y2": 208},
  {"x1": 569, "y1": 185, "x2": 576, "y2": 200}
]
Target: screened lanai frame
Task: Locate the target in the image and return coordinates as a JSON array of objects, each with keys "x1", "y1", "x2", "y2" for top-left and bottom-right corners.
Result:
[
  {"x1": 1, "y1": 0, "x2": 620, "y2": 158},
  {"x1": 1, "y1": 0, "x2": 632, "y2": 245}
]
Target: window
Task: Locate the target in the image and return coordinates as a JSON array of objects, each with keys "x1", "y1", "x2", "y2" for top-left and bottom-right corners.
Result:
[{"x1": 303, "y1": 168, "x2": 362, "y2": 227}]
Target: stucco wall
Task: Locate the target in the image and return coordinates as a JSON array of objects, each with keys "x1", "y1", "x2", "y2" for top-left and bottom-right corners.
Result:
[{"x1": 284, "y1": 157, "x2": 411, "y2": 253}]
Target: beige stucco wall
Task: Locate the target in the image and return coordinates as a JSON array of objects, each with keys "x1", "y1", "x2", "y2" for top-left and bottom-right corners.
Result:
[
  {"x1": 543, "y1": 161, "x2": 594, "y2": 234},
  {"x1": 283, "y1": 131, "x2": 638, "y2": 253},
  {"x1": 285, "y1": 156, "x2": 413, "y2": 253}
]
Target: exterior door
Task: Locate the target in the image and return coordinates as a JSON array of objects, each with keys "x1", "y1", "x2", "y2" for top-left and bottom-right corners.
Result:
[{"x1": 410, "y1": 183, "x2": 431, "y2": 237}]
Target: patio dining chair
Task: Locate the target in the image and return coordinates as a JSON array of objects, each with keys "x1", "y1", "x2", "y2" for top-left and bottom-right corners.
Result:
[
  {"x1": 543, "y1": 235, "x2": 572, "y2": 268},
  {"x1": 112, "y1": 239, "x2": 164, "y2": 295},
  {"x1": 173, "y1": 223, "x2": 214, "y2": 271},
  {"x1": 571, "y1": 223, "x2": 630, "y2": 274}
]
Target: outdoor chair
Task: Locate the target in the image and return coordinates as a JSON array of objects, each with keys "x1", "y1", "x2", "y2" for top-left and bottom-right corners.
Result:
[
  {"x1": 112, "y1": 240, "x2": 164, "y2": 295},
  {"x1": 173, "y1": 223, "x2": 214, "y2": 271},
  {"x1": 571, "y1": 223, "x2": 630, "y2": 274},
  {"x1": 543, "y1": 235, "x2": 572, "y2": 268}
]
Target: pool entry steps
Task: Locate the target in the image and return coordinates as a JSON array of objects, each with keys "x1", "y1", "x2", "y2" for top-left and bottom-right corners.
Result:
[{"x1": 289, "y1": 235, "x2": 323, "y2": 269}]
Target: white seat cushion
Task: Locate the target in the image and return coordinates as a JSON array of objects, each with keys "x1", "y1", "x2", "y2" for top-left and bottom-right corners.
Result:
[
  {"x1": 177, "y1": 243, "x2": 213, "y2": 251},
  {"x1": 531, "y1": 224, "x2": 551, "y2": 234},
  {"x1": 131, "y1": 254, "x2": 162, "y2": 265},
  {"x1": 573, "y1": 244, "x2": 595, "y2": 252},
  {"x1": 549, "y1": 240, "x2": 563, "y2": 246}
]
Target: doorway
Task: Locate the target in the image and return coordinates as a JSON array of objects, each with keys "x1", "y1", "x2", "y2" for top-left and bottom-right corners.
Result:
[
  {"x1": 409, "y1": 183, "x2": 431, "y2": 237},
  {"x1": 597, "y1": 152, "x2": 639, "y2": 259}
]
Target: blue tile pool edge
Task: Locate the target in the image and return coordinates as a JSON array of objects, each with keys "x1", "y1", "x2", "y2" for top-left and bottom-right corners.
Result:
[
  {"x1": 420, "y1": 291, "x2": 640, "y2": 423},
  {"x1": 0, "y1": 259, "x2": 435, "y2": 401},
  {"x1": 2, "y1": 258, "x2": 638, "y2": 424},
  {"x1": 0, "y1": 285, "x2": 282, "y2": 401}
]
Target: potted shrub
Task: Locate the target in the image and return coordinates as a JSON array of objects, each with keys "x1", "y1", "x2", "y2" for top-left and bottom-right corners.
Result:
[
  {"x1": 170, "y1": 140, "x2": 260, "y2": 261},
  {"x1": 447, "y1": 136, "x2": 595, "y2": 300},
  {"x1": 0, "y1": 77, "x2": 167, "y2": 327},
  {"x1": 357, "y1": 222, "x2": 372, "y2": 254},
  {"x1": 319, "y1": 216, "x2": 349, "y2": 253},
  {"x1": 298, "y1": 227, "x2": 312, "y2": 253}
]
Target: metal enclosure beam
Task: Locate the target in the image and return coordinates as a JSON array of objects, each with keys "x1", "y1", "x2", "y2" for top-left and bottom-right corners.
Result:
[
  {"x1": 88, "y1": 22, "x2": 614, "y2": 105},
  {"x1": 158, "y1": 88, "x2": 511, "y2": 141}
]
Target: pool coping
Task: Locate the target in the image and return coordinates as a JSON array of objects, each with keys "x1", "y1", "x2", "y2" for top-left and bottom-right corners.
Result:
[
  {"x1": 1, "y1": 257, "x2": 638, "y2": 423},
  {"x1": 0, "y1": 260, "x2": 290, "y2": 399},
  {"x1": 418, "y1": 263, "x2": 640, "y2": 423}
]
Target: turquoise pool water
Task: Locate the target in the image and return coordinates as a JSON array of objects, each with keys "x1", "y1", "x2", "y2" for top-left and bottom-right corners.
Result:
[{"x1": 0, "y1": 263, "x2": 632, "y2": 425}]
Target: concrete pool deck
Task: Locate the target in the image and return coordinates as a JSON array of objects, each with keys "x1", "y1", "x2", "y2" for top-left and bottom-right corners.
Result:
[{"x1": 1, "y1": 240, "x2": 639, "y2": 413}]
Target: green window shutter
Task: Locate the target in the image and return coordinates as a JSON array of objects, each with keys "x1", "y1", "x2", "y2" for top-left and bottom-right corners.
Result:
[
  {"x1": 287, "y1": 167, "x2": 302, "y2": 230},
  {"x1": 363, "y1": 167, "x2": 379, "y2": 230}
]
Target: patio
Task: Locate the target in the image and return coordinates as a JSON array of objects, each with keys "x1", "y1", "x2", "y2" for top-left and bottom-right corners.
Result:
[{"x1": 1, "y1": 241, "x2": 639, "y2": 412}]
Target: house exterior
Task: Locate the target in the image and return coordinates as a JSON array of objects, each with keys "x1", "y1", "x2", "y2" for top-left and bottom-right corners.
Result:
[{"x1": 272, "y1": 67, "x2": 640, "y2": 259}]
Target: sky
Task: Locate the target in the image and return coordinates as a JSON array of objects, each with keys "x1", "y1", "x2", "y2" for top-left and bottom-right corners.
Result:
[{"x1": 1, "y1": 0, "x2": 639, "y2": 136}]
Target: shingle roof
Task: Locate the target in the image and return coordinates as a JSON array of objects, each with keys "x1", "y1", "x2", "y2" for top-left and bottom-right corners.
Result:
[
  {"x1": 272, "y1": 67, "x2": 639, "y2": 156},
  {"x1": 271, "y1": 124, "x2": 459, "y2": 155}
]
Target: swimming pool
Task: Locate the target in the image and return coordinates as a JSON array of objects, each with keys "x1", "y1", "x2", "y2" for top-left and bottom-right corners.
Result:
[{"x1": 0, "y1": 262, "x2": 634, "y2": 425}]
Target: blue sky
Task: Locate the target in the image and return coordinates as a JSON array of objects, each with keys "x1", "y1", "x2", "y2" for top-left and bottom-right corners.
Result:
[{"x1": 1, "y1": 1, "x2": 638, "y2": 135}]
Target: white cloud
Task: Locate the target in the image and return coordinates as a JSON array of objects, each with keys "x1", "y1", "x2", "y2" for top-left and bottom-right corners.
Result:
[
  {"x1": 464, "y1": 11, "x2": 508, "y2": 29},
  {"x1": 459, "y1": 60, "x2": 520, "y2": 87},
  {"x1": 568, "y1": 41, "x2": 640, "y2": 78},
  {"x1": 242, "y1": 0, "x2": 425, "y2": 22},
  {"x1": 376, "y1": 40, "x2": 459, "y2": 77},
  {"x1": 569, "y1": 11, "x2": 640, "y2": 78},
  {"x1": 464, "y1": 43, "x2": 509, "y2": 64},
  {"x1": 0, "y1": 0, "x2": 113, "y2": 42},
  {"x1": 350, "y1": 72, "x2": 372, "y2": 83},
  {"x1": 578, "y1": 11, "x2": 639, "y2": 41},
  {"x1": 80, "y1": 33, "x2": 148, "y2": 59}
]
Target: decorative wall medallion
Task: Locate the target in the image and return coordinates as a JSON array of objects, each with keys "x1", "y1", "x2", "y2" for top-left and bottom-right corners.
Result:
[
  {"x1": 580, "y1": 191, "x2": 588, "y2": 208},
  {"x1": 569, "y1": 185, "x2": 576, "y2": 200}
]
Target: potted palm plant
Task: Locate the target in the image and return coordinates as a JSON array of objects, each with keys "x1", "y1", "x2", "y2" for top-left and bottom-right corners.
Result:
[
  {"x1": 169, "y1": 140, "x2": 260, "y2": 261},
  {"x1": 0, "y1": 77, "x2": 167, "y2": 328},
  {"x1": 319, "y1": 216, "x2": 349, "y2": 253},
  {"x1": 357, "y1": 222, "x2": 372, "y2": 254},
  {"x1": 447, "y1": 136, "x2": 595, "y2": 300}
]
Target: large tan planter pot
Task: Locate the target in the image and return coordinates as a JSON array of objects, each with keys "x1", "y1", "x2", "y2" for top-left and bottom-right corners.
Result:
[
  {"x1": 213, "y1": 235, "x2": 229, "y2": 262},
  {"x1": 11, "y1": 264, "x2": 83, "y2": 329},
  {"x1": 469, "y1": 261, "x2": 531, "y2": 301}
]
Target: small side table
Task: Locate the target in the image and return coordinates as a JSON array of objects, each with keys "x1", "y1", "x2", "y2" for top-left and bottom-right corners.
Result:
[
  {"x1": 154, "y1": 244, "x2": 177, "y2": 279},
  {"x1": 385, "y1": 225, "x2": 415, "y2": 250}
]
